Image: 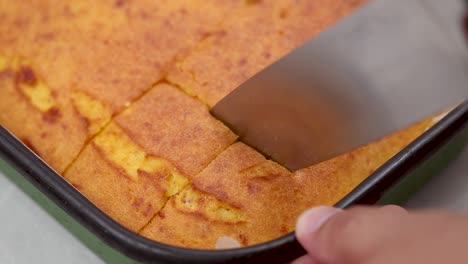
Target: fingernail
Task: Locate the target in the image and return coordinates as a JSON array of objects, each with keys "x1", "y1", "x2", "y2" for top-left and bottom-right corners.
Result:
[{"x1": 296, "y1": 206, "x2": 342, "y2": 236}]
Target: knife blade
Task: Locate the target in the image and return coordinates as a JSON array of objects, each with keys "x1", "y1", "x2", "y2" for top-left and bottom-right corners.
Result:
[{"x1": 211, "y1": 0, "x2": 468, "y2": 171}]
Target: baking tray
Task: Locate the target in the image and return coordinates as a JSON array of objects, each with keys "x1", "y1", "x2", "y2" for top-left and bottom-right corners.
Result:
[{"x1": 0, "y1": 100, "x2": 467, "y2": 264}]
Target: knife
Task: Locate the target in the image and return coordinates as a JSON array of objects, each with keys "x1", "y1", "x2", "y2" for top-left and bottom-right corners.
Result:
[{"x1": 211, "y1": 0, "x2": 468, "y2": 171}]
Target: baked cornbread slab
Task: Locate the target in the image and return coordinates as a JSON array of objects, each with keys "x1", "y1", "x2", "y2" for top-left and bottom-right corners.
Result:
[
  {"x1": 64, "y1": 83, "x2": 236, "y2": 231},
  {"x1": 1, "y1": 0, "x2": 443, "y2": 252}
]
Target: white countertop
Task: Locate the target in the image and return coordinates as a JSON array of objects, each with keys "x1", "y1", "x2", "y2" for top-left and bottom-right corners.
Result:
[
  {"x1": 0, "y1": 171, "x2": 104, "y2": 264},
  {"x1": 0, "y1": 0, "x2": 466, "y2": 263}
]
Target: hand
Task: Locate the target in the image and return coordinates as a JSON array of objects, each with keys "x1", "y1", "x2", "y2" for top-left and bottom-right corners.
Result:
[{"x1": 294, "y1": 205, "x2": 468, "y2": 264}]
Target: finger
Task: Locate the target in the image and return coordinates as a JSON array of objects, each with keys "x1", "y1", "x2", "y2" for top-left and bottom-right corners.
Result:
[
  {"x1": 296, "y1": 205, "x2": 406, "y2": 264},
  {"x1": 295, "y1": 206, "x2": 342, "y2": 260},
  {"x1": 379, "y1": 204, "x2": 408, "y2": 214}
]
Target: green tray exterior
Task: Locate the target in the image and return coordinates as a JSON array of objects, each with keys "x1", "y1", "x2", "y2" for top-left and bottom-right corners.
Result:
[
  {"x1": 0, "y1": 128, "x2": 466, "y2": 264},
  {"x1": 378, "y1": 128, "x2": 467, "y2": 205}
]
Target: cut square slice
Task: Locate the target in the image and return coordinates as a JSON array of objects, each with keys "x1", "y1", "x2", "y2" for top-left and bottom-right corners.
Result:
[
  {"x1": 114, "y1": 83, "x2": 237, "y2": 177},
  {"x1": 167, "y1": 0, "x2": 367, "y2": 107},
  {"x1": 64, "y1": 122, "x2": 190, "y2": 231},
  {"x1": 140, "y1": 142, "x2": 298, "y2": 249},
  {"x1": 0, "y1": 56, "x2": 109, "y2": 173},
  {"x1": 292, "y1": 115, "x2": 442, "y2": 208}
]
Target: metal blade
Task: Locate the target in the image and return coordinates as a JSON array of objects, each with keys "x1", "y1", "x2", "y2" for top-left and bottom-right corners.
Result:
[{"x1": 211, "y1": 0, "x2": 468, "y2": 171}]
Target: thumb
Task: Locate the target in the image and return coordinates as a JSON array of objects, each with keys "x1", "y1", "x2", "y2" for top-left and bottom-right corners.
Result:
[{"x1": 295, "y1": 205, "x2": 406, "y2": 264}]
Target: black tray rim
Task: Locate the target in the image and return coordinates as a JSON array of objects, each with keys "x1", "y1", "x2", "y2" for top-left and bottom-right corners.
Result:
[{"x1": 0, "y1": 100, "x2": 466, "y2": 264}]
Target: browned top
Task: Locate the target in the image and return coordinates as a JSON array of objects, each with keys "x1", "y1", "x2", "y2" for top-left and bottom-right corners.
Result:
[{"x1": 0, "y1": 0, "x2": 245, "y2": 171}]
